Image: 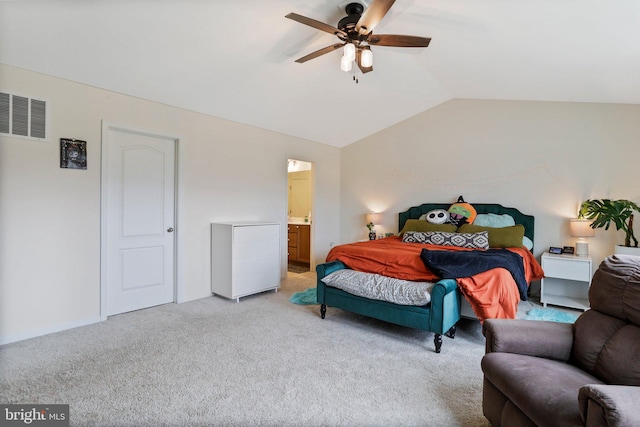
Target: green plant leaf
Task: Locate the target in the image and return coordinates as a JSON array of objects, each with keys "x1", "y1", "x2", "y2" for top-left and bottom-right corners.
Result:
[{"x1": 578, "y1": 199, "x2": 640, "y2": 246}]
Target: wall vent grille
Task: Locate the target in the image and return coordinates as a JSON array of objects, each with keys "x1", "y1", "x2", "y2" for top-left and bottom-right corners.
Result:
[{"x1": 0, "y1": 92, "x2": 48, "y2": 140}]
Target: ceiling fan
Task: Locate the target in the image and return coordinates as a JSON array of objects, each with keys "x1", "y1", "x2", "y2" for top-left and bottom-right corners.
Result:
[{"x1": 285, "y1": 0, "x2": 431, "y2": 75}]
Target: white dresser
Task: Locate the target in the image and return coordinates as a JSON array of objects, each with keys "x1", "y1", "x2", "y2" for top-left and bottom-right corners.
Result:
[
  {"x1": 211, "y1": 222, "x2": 281, "y2": 302},
  {"x1": 540, "y1": 252, "x2": 592, "y2": 311}
]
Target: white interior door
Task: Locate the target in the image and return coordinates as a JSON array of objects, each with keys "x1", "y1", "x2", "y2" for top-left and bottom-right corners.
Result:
[{"x1": 103, "y1": 126, "x2": 176, "y2": 316}]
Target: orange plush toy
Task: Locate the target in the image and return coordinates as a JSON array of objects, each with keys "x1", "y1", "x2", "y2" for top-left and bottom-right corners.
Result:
[{"x1": 448, "y1": 196, "x2": 477, "y2": 227}]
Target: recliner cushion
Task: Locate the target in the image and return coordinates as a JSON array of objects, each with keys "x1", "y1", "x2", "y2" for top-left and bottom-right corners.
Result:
[
  {"x1": 571, "y1": 310, "x2": 628, "y2": 378},
  {"x1": 589, "y1": 255, "x2": 640, "y2": 324},
  {"x1": 570, "y1": 255, "x2": 640, "y2": 386},
  {"x1": 594, "y1": 324, "x2": 640, "y2": 386},
  {"x1": 573, "y1": 308, "x2": 640, "y2": 386},
  {"x1": 482, "y1": 352, "x2": 603, "y2": 427}
]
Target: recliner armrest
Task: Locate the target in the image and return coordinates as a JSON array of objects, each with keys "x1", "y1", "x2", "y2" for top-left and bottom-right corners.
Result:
[
  {"x1": 483, "y1": 318, "x2": 574, "y2": 361},
  {"x1": 579, "y1": 384, "x2": 640, "y2": 427}
]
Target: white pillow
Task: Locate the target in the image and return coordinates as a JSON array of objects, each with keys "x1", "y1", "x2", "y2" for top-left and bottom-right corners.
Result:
[{"x1": 474, "y1": 213, "x2": 515, "y2": 228}]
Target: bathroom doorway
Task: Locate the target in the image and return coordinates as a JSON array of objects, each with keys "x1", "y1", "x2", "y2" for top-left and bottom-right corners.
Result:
[{"x1": 287, "y1": 159, "x2": 313, "y2": 274}]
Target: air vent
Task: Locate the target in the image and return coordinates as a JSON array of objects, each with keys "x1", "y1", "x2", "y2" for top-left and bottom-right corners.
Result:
[
  {"x1": 0, "y1": 92, "x2": 48, "y2": 140},
  {"x1": 0, "y1": 93, "x2": 9, "y2": 134}
]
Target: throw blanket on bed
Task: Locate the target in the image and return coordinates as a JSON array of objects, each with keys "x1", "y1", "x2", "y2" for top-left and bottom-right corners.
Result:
[
  {"x1": 420, "y1": 248, "x2": 529, "y2": 301},
  {"x1": 325, "y1": 236, "x2": 544, "y2": 322}
]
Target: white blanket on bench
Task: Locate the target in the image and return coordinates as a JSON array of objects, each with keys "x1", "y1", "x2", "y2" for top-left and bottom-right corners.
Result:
[{"x1": 321, "y1": 269, "x2": 434, "y2": 306}]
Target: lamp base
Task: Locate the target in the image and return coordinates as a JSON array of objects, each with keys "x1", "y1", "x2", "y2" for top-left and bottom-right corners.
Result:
[{"x1": 576, "y1": 241, "x2": 589, "y2": 257}]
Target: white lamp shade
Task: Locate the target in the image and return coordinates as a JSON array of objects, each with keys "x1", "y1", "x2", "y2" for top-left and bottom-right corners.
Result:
[
  {"x1": 570, "y1": 219, "x2": 595, "y2": 238},
  {"x1": 366, "y1": 213, "x2": 381, "y2": 225},
  {"x1": 361, "y1": 48, "x2": 373, "y2": 67},
  {"x1": 340, "y1": 54, "x2": 352, "y2": 72},
  {"x1": 344, "y1": 43, "x2": 356, "y2": 61}
]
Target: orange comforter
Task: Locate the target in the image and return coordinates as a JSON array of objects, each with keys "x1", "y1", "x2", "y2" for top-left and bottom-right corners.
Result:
[{"x1": 326, "y1": 236, "x2": 544, "y2": 322}]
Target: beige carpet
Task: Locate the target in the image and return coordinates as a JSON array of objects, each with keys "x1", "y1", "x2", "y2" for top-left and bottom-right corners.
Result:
[{"x1": 0, "y1": 272, "x2": 491, "y2": 426}]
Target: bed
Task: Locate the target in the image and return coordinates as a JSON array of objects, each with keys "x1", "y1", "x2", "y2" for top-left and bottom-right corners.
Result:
[{"x1": 315, "y1": 202, "x2": 544, "y2": 353}]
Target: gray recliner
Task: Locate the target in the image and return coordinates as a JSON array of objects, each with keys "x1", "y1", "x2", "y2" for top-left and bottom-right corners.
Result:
[{"x1": 481, "y1": 254, "x2": 640, "y2": 427}]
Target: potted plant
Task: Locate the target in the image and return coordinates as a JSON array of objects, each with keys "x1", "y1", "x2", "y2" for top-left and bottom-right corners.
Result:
[
  {"x1": 366, "y1": 221, "x2": 376, "y2": 240},
  {"x1": 578, "y1": 199, "x2": 640, "y2": 252}
]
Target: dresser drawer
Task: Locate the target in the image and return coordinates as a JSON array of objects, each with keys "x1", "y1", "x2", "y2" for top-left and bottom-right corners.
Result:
[
  {"x1": 234, "y1": 224, "x2": 279, "y2": 243},
  {"x1": 543, "y1": 257, "x2": 591, "y2": 282}
]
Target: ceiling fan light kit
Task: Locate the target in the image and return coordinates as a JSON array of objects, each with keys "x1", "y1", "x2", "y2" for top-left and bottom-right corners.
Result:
[
  {"x1": 360, "y1": 47, "x2": 373, "y2": 68},
  {"x1": 286, "y1": 0, "x2": 431, "y2": 77},
  {"x1": 342, "y1": 42, "x2": 364, "y2": 72},
  {"x1": 343, "y1": 42, "x2": 356, "y2": 61},
  {"x1": 340, "y1": 54, "x2": 353, "y2": 72}
]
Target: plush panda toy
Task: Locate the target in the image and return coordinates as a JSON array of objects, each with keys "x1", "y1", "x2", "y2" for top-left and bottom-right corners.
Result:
[
  {"x1": 422, "y1": 196, "x2": 477, "y2": 227},
  {"x1": 422, "y1": 209, "x2": 450, "y2": 224}
]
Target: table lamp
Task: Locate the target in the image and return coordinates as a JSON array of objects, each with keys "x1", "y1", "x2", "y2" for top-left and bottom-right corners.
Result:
[{"x1": 570, "y1": 218, "x2": 595, "y2": 256}]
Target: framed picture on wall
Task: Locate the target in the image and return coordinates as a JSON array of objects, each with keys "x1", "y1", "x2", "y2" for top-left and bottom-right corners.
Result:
[{"x1": 60, "y1": 138, "x2": 87, "y2": 170}]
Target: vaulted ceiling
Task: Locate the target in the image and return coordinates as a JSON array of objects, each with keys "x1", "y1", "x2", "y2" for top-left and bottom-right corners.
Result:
[{"x1": 1, "y1": 1, "x2": 639, "y2": 147}]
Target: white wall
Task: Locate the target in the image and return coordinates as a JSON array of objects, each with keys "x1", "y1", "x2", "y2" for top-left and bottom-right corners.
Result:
[
  {"x1": 341, "y1": 99, "x2": 640, "y2": 280},
  {"x1": 0, "y1": 64, "x2": 341, "y2": 343},
  {"x1": 4, "y1": 65, "x2": 639, "y2": 343}
]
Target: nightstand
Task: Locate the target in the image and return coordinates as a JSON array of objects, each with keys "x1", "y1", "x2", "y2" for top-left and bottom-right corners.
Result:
[{"x1": 540, "y1": 252, "x2": 592, "y2": 311}]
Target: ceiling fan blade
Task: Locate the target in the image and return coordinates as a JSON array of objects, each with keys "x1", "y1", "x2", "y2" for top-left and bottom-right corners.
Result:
[
  {"x1": 367, "y1": 34, "x2": 431, "y2": 47},
  {"x1": 285, "y1": 13, "x2": 347, "y2": 38},
  {"x1": 294, "y1": 43, "x2": 344, "y2": 63},
  {"x1": 355, "y1": 0, "x2": 396, "y2": 35},
  {"x1": 356, "y1": 49, "x2": 373, "y2": 74}
]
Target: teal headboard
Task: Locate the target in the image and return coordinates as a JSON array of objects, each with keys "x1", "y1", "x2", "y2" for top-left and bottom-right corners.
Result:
[{"x1": 398, "y1": 203, "x2": 535, "y2": 249}]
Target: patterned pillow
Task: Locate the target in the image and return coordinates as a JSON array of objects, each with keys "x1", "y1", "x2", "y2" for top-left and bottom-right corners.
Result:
[{"x1": 402, "y1": 231, "x2": 489, "y2": 249}]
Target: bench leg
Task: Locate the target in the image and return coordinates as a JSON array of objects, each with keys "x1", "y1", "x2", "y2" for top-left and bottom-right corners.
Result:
[
  {"x1": 320, "y1": 304, "x2": 326, "y2": 319},
  {"x1": 445, "y1": 325, "x2": 456, "y2": 339},
  {"x1": 434, "y1": 333, "x2": 442, "y2": 353}
]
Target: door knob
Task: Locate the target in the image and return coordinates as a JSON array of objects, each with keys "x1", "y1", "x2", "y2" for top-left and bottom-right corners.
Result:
[{"x1": 167, "y1": 227, "x2": 174, "y2": 233}]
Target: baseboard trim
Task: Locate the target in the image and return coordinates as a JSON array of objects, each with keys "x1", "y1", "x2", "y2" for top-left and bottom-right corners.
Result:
[{"x1": 0, "y1": 316, "x2": 102, "y2": 346}]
